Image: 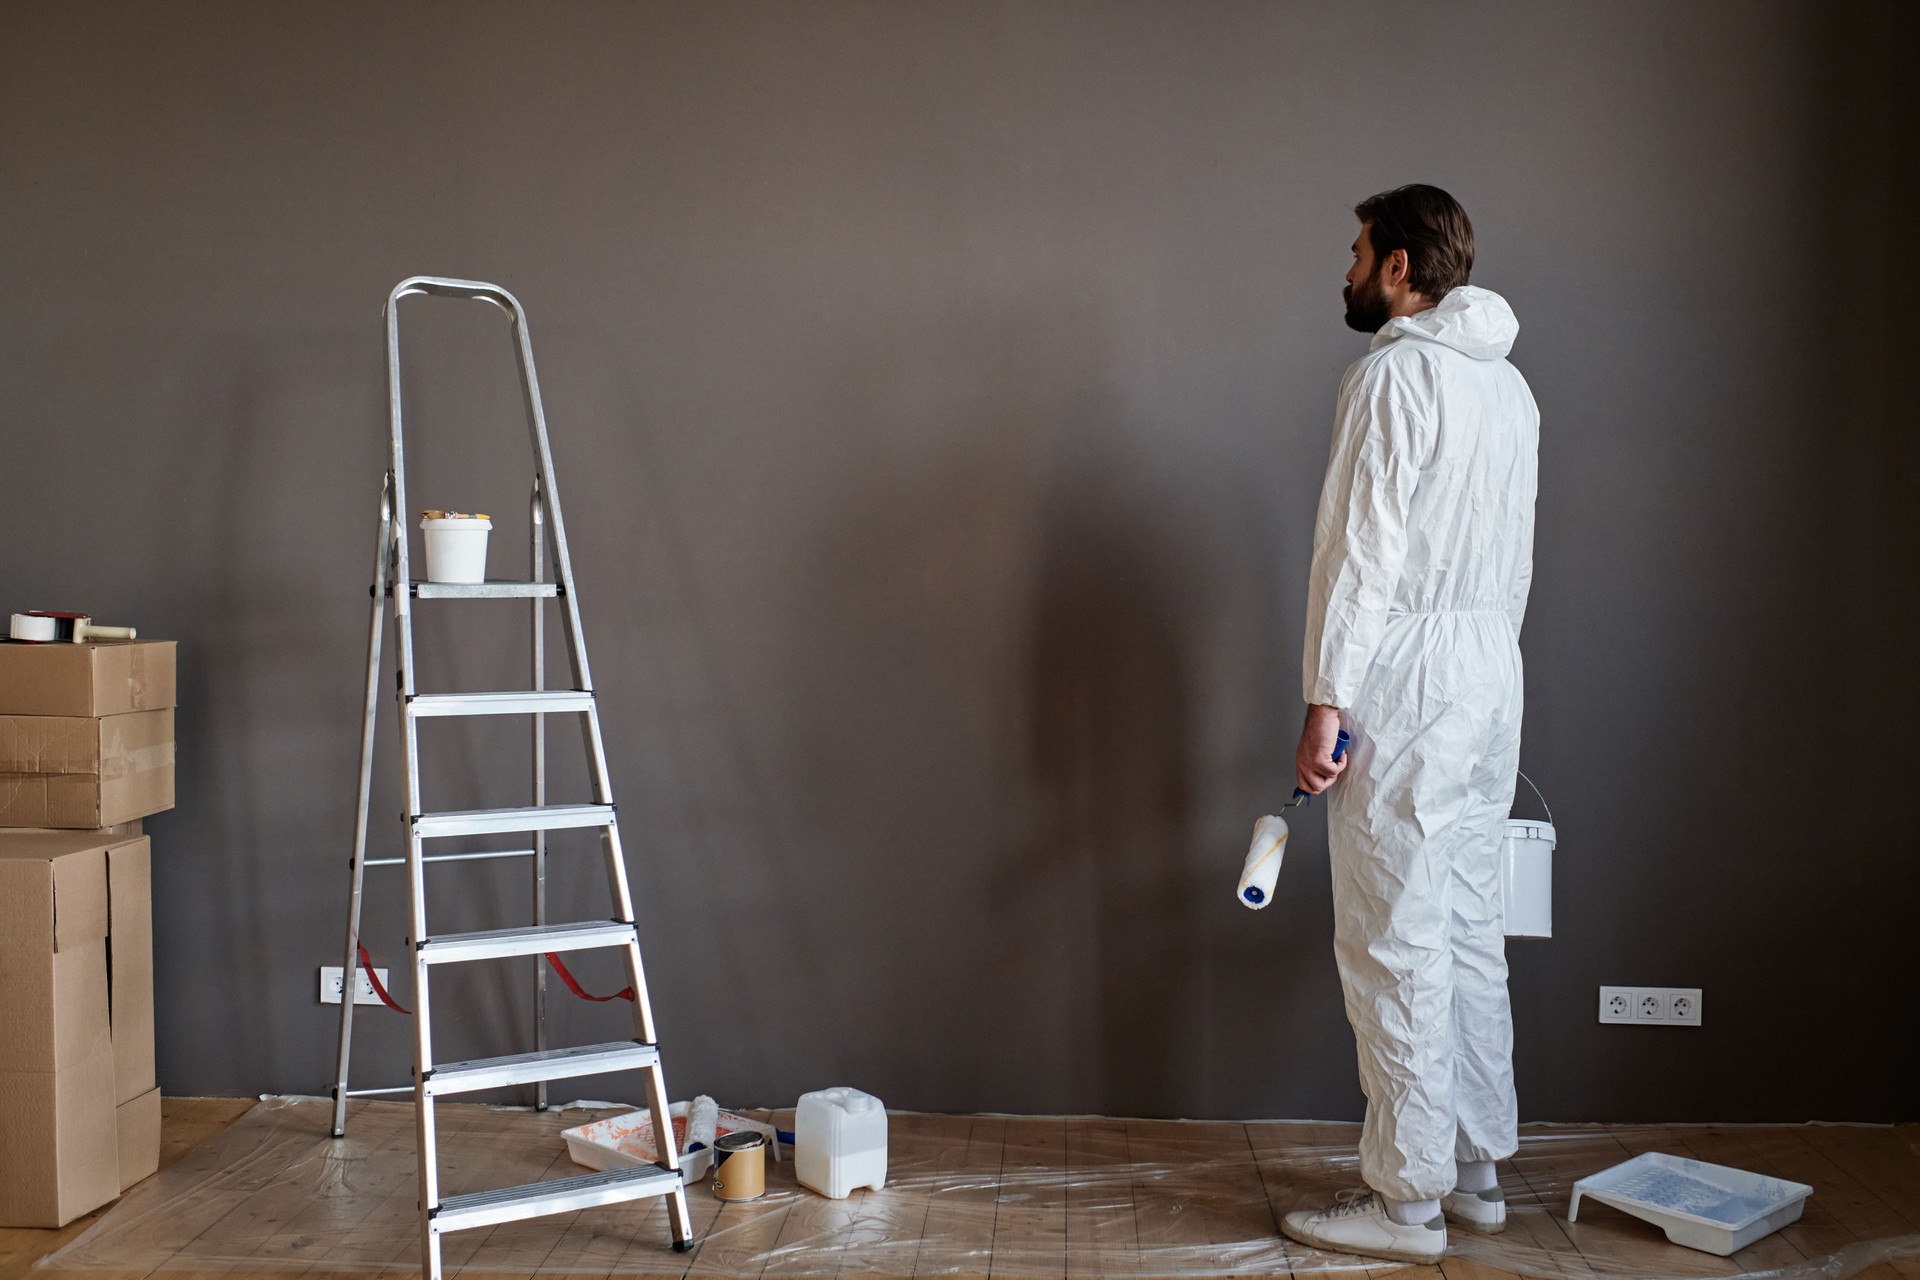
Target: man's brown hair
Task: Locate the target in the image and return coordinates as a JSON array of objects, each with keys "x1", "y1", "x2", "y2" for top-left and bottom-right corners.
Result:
[{"x1": 1354, "y1": 184, "x2": 1475, "y2": 301}]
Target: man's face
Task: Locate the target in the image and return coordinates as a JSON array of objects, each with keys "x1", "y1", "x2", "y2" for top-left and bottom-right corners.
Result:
[{"x1": 1343, "y1": 224, "x2": 1392, "y2": 334}]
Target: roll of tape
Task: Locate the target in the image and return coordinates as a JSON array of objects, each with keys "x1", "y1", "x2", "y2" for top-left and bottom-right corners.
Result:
[{"x1": 9, "y1": 613, "x2": 56, "y2": 642}]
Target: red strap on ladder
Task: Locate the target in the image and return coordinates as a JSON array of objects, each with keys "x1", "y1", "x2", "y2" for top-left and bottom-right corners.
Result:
[
  {"x1": 356, "y1": 943, "x2": 412, "y2": 1015},
  {"x1": 354, "y1": 945, "x2": 632, "y2": 1010},
  {"x1": 545, "y1": 952, "x2": 636, "y2": 1003}
]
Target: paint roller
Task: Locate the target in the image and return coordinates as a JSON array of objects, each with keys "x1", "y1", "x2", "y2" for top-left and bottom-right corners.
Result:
[
  {"x1": 672, "y1": 1094, "x2": 720, "y2": 1182},
  {"x1": 7, "y1": 611, "x2": 138, "y2": 643},
  {"x1": 1237, "y1": 729, "x2": 1350, "y2": 910},
  {"x1": 683, "y1": 1095, "x2": 720, "y2": 1161}
]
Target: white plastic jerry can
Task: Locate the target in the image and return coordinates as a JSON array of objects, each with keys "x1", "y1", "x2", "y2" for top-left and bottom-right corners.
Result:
[{"x1": 794, "y1": 1087, "x2": 888, "y2": 1199}]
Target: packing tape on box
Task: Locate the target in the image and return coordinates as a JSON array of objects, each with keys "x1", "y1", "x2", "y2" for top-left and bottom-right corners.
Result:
[{"x1": 9, "y1": 614, "x2": 56, "y2": 642}]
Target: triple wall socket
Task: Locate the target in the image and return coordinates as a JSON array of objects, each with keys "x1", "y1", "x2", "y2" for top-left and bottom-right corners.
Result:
[
  {"x1": 319, "y1": 964, "x2": 389, "y2": 1006},
  {"x1": 1598, "y1": 985, "x2": 1701, "y2": 1026}
]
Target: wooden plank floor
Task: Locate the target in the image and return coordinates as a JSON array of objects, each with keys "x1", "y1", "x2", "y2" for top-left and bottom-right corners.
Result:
[{"x1": 4, "y1": 1100, "x2": 1916, "y2": 1280}]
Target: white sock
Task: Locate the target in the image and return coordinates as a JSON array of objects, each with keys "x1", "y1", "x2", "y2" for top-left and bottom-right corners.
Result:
[
  {"x1": 1455, "y1": 1160, "x2": 1497, "y2": 1193},
  {"x1": 1384, "y1": 1195, "x2": 1441, "y2": 1226}
]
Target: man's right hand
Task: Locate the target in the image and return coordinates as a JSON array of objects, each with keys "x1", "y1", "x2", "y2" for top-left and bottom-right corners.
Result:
[{"x1": 1295, "y1": 704, "x2": 1349, "y2": 794}]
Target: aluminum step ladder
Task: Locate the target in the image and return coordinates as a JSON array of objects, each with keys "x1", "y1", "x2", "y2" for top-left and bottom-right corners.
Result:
[{"x1": 329, "y1": 276, "x2": 694, "y2": 1279}]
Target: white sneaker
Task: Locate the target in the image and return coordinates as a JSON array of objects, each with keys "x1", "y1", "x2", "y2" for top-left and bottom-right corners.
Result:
[
  {"x1": 1441, "y1": 1184, "x2": 1508, "y2": 1233},
  {"x1": 1281, "y1": 1189, "x2": 1447, "y2": 1264}
]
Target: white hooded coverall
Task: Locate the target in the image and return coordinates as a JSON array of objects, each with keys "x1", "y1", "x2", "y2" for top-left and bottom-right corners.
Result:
[{"x1": 1302, "y1": 285, "x2": 1538, "y2": 1204}]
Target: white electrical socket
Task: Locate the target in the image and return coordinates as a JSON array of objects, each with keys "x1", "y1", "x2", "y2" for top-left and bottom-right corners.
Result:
[
  {"x1": 319, "y1": 964, "x2": 389, "y2": 1006},
  {"x1": 1599, "y1": 985, "x2": 1701, "y2": 1026}
]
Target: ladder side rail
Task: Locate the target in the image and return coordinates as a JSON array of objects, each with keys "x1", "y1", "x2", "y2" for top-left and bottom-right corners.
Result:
[
  {"x1": 603, "y1": 832, "x2": 664, "y2": 1046},
  {"x1": 642, "y1": 1052, "x2": 695, "y2": 1247},
  {"x1": 530, "y1": 477, "x2": 550, "y2": 1111},
  {"x1": 385, "y1": 288, "x2": 444, "y2": 1280},
  {"x1": 503, "y1": 297, "x2": 691, "y2": 1250},
  {"x1": 500, "y1": 310, "x2": 642, "y2": 980},
  {"x1": 331, "y1": 476, "x2": 395, "y2": 1139},
  {"x1": 608, "y1": 818, "x2": 693, "y2": 1250},
  {"x1": 505, "y1": 308, "x2": 598, "y2": 701}
]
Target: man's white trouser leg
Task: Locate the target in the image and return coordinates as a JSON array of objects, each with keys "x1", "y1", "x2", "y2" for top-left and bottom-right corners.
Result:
[
  {"x1": 1452, "y1": 730, "x2": 1521, "y2": 1168},
  {"x1": 1328, "y1": 659, "x2": 1521, "y2": 1203}
]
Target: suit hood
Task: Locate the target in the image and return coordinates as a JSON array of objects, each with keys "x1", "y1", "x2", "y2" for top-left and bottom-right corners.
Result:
[{"x1": 1371, "y1": 285, "x2": 1518, "y2": 361}]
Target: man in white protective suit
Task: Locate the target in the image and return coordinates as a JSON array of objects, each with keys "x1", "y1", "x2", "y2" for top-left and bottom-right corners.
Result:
[{"x1": 1279, "y1": 185, "x2": 1539, "y2": 1265}]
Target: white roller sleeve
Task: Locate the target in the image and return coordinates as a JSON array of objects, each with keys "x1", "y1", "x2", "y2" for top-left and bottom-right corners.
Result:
[
  {"x1": 1237, "y1": 814, "x2": 1289, "y2": 910},
  {"x1": 684, "y1": 1095, "x2": 719, "y2": 1158}
]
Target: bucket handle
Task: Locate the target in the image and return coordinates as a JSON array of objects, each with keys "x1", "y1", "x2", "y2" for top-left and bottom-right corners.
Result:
[{"x1": 1513, "y1": 770, "x2": 1554, "y2": 825}]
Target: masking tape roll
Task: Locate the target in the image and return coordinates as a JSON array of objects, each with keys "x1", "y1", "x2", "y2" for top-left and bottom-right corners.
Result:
[
  {"x1": 712, "y1": 1131, "x2": 768, "y2": 1201},
  {"x1": 9, "y1": 614, "x2": 56, "y2": 642}
]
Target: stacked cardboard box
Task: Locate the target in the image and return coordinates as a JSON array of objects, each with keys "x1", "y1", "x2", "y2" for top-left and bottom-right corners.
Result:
[
  {"x1": 0, "y1": 640, "x2": 173, "y2": 1227},
  {"x1": 0, "y1": 641, "x2": 175, "y2": 828}
]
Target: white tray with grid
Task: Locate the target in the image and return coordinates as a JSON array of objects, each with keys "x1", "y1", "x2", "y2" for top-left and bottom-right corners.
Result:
[{"x1": 1568, "y1": 1151, "x2": 1811, "y2": 1255}]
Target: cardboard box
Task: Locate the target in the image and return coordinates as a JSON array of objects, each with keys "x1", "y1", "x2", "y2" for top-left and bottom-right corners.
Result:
[
  {"x1": 0, "y1": 832, "x2": 127, "y2": 1226},
  {"x1": 0, "y1": 831, "x2": 156, "y2": 1102},
  {"x1": 107, "y1": 837, "x2": 154, "y2": 1104},
  {"x1": 115, "y1": 1086, "x2": 161, "y2": 1191},
  {"x1": 0, "y1": 1044, "x2": 119, "y2": 1226},
  {"x1": 0, "y1": 640, "x2": 175, "y2": 717},
  {"x1": 0, "y1": 837, "x2": 111, "y2": 1075},
  {"x1": 0, "y1": 708, "x2": 175, "y2": 828}
]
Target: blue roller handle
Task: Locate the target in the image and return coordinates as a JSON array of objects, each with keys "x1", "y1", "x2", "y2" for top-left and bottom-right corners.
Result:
[{"x1": 1292, "y1": 729, "x2": 1351, "y2": 805}]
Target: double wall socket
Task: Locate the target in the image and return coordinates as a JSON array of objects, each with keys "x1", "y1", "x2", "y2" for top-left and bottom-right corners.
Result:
[
  {"x1": 320, "y1": 964, "x2": 390, "y2": 1006},
  {"x1": 1599, "y1": 985, "x2": 1701, "y2": 1026}
]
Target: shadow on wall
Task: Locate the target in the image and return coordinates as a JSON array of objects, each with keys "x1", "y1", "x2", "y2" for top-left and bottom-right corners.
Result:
[
  {"x1": 1021, "y1": 441, "x2": 1197, "y2": 1118},
  {"x1": 787, "y1": 294, "x2": 1217, "y2": 1114},
  {"x1": 160, "y1": 332, "x2": 396, "y2": 1090}
]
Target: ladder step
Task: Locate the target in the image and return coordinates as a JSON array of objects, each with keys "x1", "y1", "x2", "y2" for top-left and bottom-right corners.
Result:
[
  {"x1": 426, "y1": 1041, "x2": 659, "y2": 1096},
  {"x1": 366, "y1": 848, "x2": 535, "y2": 868},
  {"x1": 413, "y1": 803, "x2": 613, "y2": 839},
  {"x1": 432, "y1": 1163, "x2": 682, "y2": 1235},
  {"x1": 409, "y1": 580, "x2": 561, "y2": 599},
  {"x1": 409, "y1": 690, "x2": 594, "y2": 717},
  {"x1": 419, "y1": 919, "x2": 635, "y2": 964}
]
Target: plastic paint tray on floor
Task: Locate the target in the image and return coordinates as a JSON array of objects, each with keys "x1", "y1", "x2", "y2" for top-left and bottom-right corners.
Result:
[
  {"x1": 562, "y1": 1102, "x2": 779, "y2": 1183},
  {"x1": 1569, "y1": 1151, "x2": 1812, "y2": 1255}
]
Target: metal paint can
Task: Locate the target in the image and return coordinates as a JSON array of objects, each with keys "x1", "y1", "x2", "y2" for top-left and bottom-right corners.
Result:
[{"x1": 711, "y1": 1131, "x2": 768, "y2": 1201}]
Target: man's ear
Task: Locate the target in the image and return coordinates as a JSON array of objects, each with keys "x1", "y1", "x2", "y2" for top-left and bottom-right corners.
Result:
[{"x1": 1386, "y1": 248, "x2": 1411, "y2": 288}]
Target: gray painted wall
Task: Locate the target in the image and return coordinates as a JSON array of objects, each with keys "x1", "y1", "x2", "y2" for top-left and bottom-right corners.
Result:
[{"x1": 3, "y1": 1, "x2": 1912, "y2": 1121}]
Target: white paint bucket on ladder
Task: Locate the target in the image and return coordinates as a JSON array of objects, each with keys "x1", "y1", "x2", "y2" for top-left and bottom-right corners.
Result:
[
  {"x1": 419, "y1": 512, "x2": 492, "y2": 583},
  {"x1": 1499, "y1": 772, "x2": 1555, "y2": 938}
]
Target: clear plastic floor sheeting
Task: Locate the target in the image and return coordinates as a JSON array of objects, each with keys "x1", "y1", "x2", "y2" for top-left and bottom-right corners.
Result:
[{"x1": 43, "y1": 1097, "x2": 1920, "y2": 1279}]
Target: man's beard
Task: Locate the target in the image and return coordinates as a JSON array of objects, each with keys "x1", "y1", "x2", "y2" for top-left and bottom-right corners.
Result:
[{"x1": 1343, "y1": 266, "x2": 1392, "y2": 333}]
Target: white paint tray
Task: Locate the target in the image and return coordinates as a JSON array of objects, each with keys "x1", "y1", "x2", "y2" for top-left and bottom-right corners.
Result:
[
  {"x1": 562, "y1": 1102, "x2": 779, "y2": 1183},
  {"x1": 1568, "y1": 1151, "x2": 1812, "y2": 1255}
]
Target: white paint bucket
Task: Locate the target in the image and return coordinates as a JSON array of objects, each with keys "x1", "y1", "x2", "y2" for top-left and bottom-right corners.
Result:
[
  {"x1": 1499, "y1": 816, "x2": 1555, "y2": 938},
  {"x1": 420, "y1": 512, "x2": 491, "y2": 584}
]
